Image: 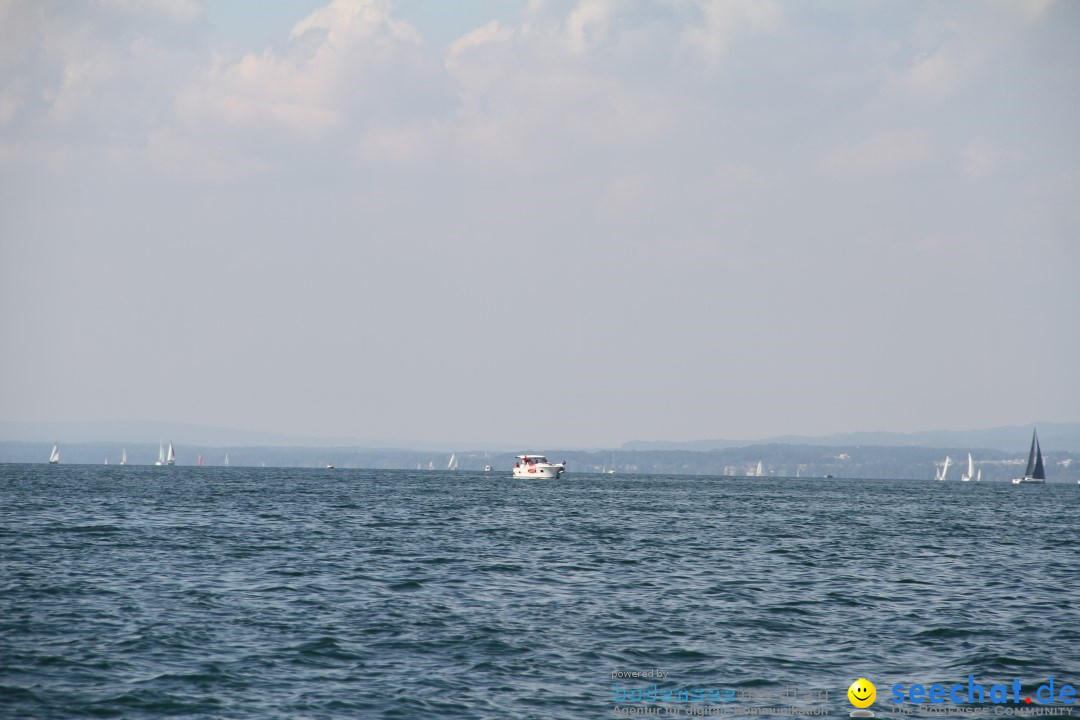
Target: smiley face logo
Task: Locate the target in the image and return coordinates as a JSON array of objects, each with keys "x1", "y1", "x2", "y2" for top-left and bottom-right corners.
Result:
[{"x1": 848, "y1": 678, "x2": 876, "y2": 708}]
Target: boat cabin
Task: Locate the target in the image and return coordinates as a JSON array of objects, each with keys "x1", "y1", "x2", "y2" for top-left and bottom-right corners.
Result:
[{"x1": 515, "y1": 454, "x2": 549, "y2": 467}]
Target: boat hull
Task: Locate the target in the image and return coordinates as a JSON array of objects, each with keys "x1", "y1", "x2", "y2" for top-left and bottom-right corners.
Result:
[
  {"x1": 1011, "y1": 477, "x2": 1046, "y2": 485},
  {"x1": 513, "y1": 465, "x2": 564, "y2": 479}
]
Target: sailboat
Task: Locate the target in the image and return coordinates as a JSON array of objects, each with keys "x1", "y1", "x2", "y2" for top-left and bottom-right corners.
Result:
[
  {"x1": 155, "y1": 441, "x2": 165, "y2": 466},
  {"x1": 755, "y1": 460, "x2": 764, "y2": 477},
  {"x1": 49, "y1": 443, "x2": 60, "y2": 464},
  {"x1": 120, "y1": 449, "x2": 127, "y2": 466},
  {"x1": 961, "y1": 453, "x2": 975, "y2": 482},
  {"x1": 1012, "y1": 430, "x2": 1047, "y2": 485},
  {"x1": 936, "y1": 455, "x2": 951, "y2": 481},
  {"x1": 166, "y1": 441, "x2": 175, "y2": 466},
  {"x1": 224, "y1": 453, "x2": 230, "y2": 467},
  {"x1": 976, "y1": 468, "x2": 981, "y2": 482},
  {"x1": 447, "y1": 453, "x2": 459, "y2": 470}
]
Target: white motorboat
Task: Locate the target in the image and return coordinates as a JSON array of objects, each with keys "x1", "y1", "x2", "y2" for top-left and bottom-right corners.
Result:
[
  {"x1": 513, "y1": 454, "x2": 565, "y2": 479},
  {"x1": 1012, "y1": 430, "x2": 1047, "y2": 485}
]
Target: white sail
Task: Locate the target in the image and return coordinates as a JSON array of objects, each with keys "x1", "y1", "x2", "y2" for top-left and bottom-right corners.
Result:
[
  {"x1": 756, "y1": 461, "x2": 764, "y2": 476},
  {"x1": 961, "y1": 453, "x2": 974, "y2": 482},
  {"x1": 120, "y1": 449, "x2": 127, "y2": 465},
  {"x1": 224, "y1": 453, "x2": 230, "y2": 466},
  {"x1": 976, "y1": 468, "x2": 981, "y2": 482},
  {"x1": 156, "y1": 441, "x2": 165, "y2": 465},
  {"x1": 447, "y1": 453, "x2": 458, "y2": 470},
  {"x1": 49, "y1": 443, "x2": 60, "y2": 464},
  {"x1": 941, "y1": 455, "x2": 951, "y2": 481},
  {"x1": 166, "y1": 441, "x2": 175, "y2": 465}
]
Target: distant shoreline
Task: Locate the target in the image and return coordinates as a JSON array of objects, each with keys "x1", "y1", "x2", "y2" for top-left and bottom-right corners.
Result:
[{"x1": 4, "y1": 440, "x2": 1077, "y2": 482}]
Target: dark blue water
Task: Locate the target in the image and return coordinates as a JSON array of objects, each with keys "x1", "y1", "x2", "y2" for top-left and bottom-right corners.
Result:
[{"x1": 2, "y1": 465, "x2": 1078, "y2": 718}]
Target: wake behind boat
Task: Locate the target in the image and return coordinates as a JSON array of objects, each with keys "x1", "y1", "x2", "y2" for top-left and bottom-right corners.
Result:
[
  {"x1": 1012, "y1": 430, "x2": 1047, "y2": 485},
  {"x1": 513, "y1": 455, "x2": 565, "y2": 479}
]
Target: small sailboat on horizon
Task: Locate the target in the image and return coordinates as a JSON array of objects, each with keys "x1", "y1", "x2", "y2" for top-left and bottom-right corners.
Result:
[
  {"x1": 155, "y1": 441, "x2": 165, "y2": 466},
  {"x1": 49, "y1": 443, "x2": 60, "y2": 464},
  {"x1": 961, "y1": 453, "x2": 975, "y2": 482},
  {"x1": 120, "y1": 449, "x2": 127, "y2": 466},
  {"x1": 1012, "y1": 430, "x2": 1047, "y2": 485},
  {"x1": 936, "y1": 455, "x2": 951, "y2": 481},
  {"x1": 166, "y1": 441, "x2": 175, "y2": 466},
  {"x1": 447, "y1": 453, "x2": 459, "y2": 470}
]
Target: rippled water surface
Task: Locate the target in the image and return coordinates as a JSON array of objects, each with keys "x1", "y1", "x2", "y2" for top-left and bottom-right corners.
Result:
[{"x1": 2, "y1": 465, "x2": 1078, "y2": 718}]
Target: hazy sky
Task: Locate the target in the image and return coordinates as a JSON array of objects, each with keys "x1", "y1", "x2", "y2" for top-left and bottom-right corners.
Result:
[{"x1": 1, "y1": 0, "x2": 1077, "y2": 448}]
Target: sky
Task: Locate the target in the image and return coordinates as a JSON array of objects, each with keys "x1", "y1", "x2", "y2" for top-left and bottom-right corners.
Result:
[{"x1": 1, "y1": 0, "x2": 1078, "y2": 449}]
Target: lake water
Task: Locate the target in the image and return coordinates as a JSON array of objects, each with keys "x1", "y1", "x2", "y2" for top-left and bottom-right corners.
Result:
[{"x1": 2, "y1": 465, "x2": 1077, "y2": 718}]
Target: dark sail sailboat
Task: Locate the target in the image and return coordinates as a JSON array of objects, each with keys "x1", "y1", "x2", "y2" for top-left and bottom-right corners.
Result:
[{"x1": 1012, "y1": 429, "x2": 1047, "y2": 485}]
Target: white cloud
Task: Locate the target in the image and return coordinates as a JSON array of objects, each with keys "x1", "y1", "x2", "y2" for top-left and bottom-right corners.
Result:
[
  {"x1": 960, "y1": 137, "x2": 1022, "y2": 178},
  {"x1": 175, "y1": 50, "x2": 345, "y2": 139},
  {"x1": 93, "y1": 0, "x2": 202, "y2": 23},
  {"x1": 890, "y1": 47, "x2": 966, "y2": 99},
  {"x1": 44, "y1": 38, "x2": 124, "y2": 123},
  {"x1": 0, "y1": 81, "x2": 22, "y2": 128},
  {"x1": 1007, "y1": 0, "x2": 1056, "y2": 23},
  {"x1": 172, "y1": 0, "x2": 424, "y2": 139},
  {"x1": 677, "y1": 0, "x2": 781, "y2": 66},
  {"x1": 354, "y1": 122, "x2": 443, "y2": 168},
  {"x1": 565, "y1": 0, "x2": 617, "y2": 55},
  {"x1": 821, "y1": 130, "x2": 930, "y2": 176},
  {"x1": 445, "y1": 20, "x2": 516, "y2": 89},
  {"x1": 145, "y1": 126, "x2": 271, "y2": 182}
]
